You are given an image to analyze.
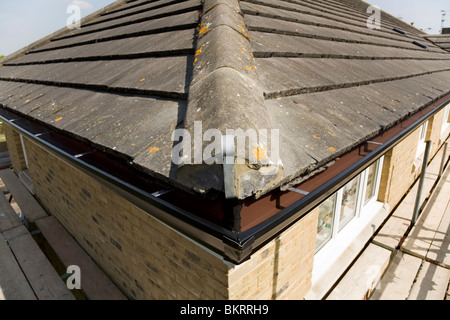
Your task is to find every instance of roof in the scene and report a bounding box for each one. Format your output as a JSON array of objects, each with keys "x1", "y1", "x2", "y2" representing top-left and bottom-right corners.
[
  {"x1": 1, "y1": 0, "x2": 450, "y2": 201},
  {"x1": 425, "y1": 34, "x2": 450, "y2": 53}
]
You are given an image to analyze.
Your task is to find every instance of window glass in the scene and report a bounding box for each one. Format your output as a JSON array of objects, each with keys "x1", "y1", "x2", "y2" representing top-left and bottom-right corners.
[
  {"x1": 441, "y1": 104, "x2": 450, "y2": 140},
  {"x1": 315, "y1": 158, "x2": 384, "y2": 254},
  {"x1": 339, "y1": 177, "x2": 359, "y2": 230},
  {"x1": 364, "y1": 162, "x2": 377, "y2": 204},
  {"x1": 445, "y1": 105, "x2": 450, "y2": 123},
  {"x1": 442, "y1": 105, "x2": 450, "y2": 134},
  {"x1": 415, "y1": 121, "x2": 429, "y2": 161},
  {"x1": 419, "y1": 122, "x2": 427, "y2": 141},
  {"x1": 316, "y1": 195, "x2": 336, "y2": 251}
]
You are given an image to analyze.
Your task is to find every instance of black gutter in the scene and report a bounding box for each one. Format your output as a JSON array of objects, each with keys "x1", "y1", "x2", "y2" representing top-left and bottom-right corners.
[
  {"x1": 0, "y1": 109, "x2": 237, "y2": 263},
  {"x1": 1, "y1": 95, "x2": 449, "y2": 264}
]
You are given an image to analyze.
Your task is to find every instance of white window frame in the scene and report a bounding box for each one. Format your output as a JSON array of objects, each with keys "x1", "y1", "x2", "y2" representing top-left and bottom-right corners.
[
  {"x1": 360, "y1": 159, "x2": 383, "y2": 213},
  {"x1": 333, "y1": 175, "x2": 362, "y2": 234},
  {"x1": 415, "y1": 121, "x2": 429, "y2": 160},
  {"x1": 314, "y1": 157, "x2": 384, "y2": 254},
  {"x1": 315, "y1": 193, "x2": 337, "y2": 253},
  {"x1": 312, "y1": 157, "x2": 385, "y2": 283},
  {"x1": 441, "y1": 103, "x2": 450, "y2": 140}
]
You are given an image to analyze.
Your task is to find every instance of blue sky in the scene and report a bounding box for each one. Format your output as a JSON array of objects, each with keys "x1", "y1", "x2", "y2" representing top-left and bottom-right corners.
[
  {"x1": 0, "y1": 0, "x2": 116, "y2": 56},
  {"x1": 1, "y1": 0, "x2": 450, "y2": 56}
]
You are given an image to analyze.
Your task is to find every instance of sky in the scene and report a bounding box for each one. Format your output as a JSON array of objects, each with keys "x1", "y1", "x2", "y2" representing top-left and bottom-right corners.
[
  {"x1": 0, "y1": 0, "x2": 116, "y2": 56},
  {"x1": 368, "y1": 0, "x2": 450, "y2": 34},
  {"x1": 0, "y1": 0, "x2": 450, "y2": 57}
]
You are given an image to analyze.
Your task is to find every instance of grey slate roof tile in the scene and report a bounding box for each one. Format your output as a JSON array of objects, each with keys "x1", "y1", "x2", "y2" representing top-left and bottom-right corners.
[
  {"x1": 245, "y1": 14, "x2": 444, "y2": 53},
  {"x1": 0, "y1": 0, "x2": 449, "y2": 200},
  {"x1": 87, "y1": 96, "x2": 184, "y2": 158},
  {"x1": 54, "y1": 0, "x2": 202, "y2": 41},
  {"x1": 31, "y1": 10, "x2": 200, "y2": 52},
  {"x1": 100, "y1": 0, "x2": 157, "y2": 16},
  {"x1": 0, "y1": 57, "x2": 190, "y2": 96},
  {"x1": 256, "y1": 58, "x2": 450, "y2": 97},
  {"x1": 9, "y1": 29, "x2": 196, "y2": 65},
  {"x1": 267, "y1": 71, "x2": 450, "y2": 183},
  {"x1": 249, "y1": 31, "x2": 450, "y2": 60},
  {"x1": 83, "y1": 0, "x2": 193, "y2": 27},
  {"x1": 241, "y1": 0, "x2": 437, "y2": 48},
  {"x1": 426, "y1": 35, "x2": 450, "y2": 52}
]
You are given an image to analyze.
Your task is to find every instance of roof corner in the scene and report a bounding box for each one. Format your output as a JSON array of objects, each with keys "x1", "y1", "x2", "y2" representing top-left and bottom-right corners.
[{"x1": 176, "y1": 0, "x2": 284, "y2": 199}]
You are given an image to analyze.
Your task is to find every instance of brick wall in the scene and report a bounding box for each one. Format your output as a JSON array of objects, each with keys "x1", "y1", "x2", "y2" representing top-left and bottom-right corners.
[
  {"x1": 378, "y1": 107, "x2": 448, "y2": 209},
  {"x1": 426, "y1": 110, "x2": 445, "y2": 157},
  {"x1": 21, "y1": 137, "x2": 318, "y2": 300},
  {"x1": 378, "y1": 129, "x2": 421, "y2": 209},
  {"x1": 23, "y1": 137, "x2": 228, "y2": 299},
  {"x1": 3, "y1": 123, "x2": 27, "y2": 172},
  {"x1": 229, "y1": 209, "x2": 318, "y2": 300}
]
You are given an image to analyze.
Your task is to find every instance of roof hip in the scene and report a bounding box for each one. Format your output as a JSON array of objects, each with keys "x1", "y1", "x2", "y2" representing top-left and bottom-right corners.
[{"x1": 178, "y1": 0, "x2": 284, "y2": 199}]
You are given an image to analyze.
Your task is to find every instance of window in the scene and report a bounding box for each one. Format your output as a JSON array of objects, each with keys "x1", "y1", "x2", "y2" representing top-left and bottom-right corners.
[
  {"x1": 419, "y1": 121, "x2": 428, "y2": 141},
  {"x1": 441, "y1": 103, "x2": 450, "y2": 140},
  {"x1": 338, "y1": 176, "x2": 359, "y2": 231},
  {"x1": 315, "y1": 157, "x2": 384, "y2": 253},
  {"x1": 414, "y1": 120, "x2": 429, "y2": 163},
  {"x1": 316, "y1": 195, "x2": 336, "y2": 251},
  {"x1": 364, "y1": 162, "x2": 378, "y2": 204}
]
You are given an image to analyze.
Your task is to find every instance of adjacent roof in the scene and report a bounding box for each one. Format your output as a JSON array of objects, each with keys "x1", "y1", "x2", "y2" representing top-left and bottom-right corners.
[
  {"x1": 1, "y1": 0, "x2": 450, "y2": 201},
  {"x1": 425, "y1": 34, "x2": 450, "y2": 52}
]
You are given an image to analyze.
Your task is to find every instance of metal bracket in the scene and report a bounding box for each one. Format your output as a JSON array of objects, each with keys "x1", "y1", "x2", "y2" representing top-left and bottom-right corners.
[
  {"x1": 151, "y1": 189, "x2": 173, "y2": 198},
  {"x1": 288, "y1": 187, "x2": 309, "y2": 196},
  {"x1": 34, "y1": 132, "x2": 50, "y2": 137},
  {"x1": 74, "y1": 150, "x2": 97, "y2": 158},
  {"x1": 367, "y1": 141, "x2": 383, "y2": 146}
]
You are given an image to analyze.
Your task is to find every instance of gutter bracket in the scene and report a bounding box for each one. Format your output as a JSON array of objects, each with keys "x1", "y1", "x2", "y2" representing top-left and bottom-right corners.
[
  {"x1": 288, "y1": 187, "x2": 309, "y2": 195},
  {"x1": 367, "y1": 141, "x2": 383, "y2": 146}
]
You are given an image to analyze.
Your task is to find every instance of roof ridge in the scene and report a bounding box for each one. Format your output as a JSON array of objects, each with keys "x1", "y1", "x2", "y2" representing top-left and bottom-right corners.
[{"x1": 177, "y1": 0, "x2": 284, "y2": 199}]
